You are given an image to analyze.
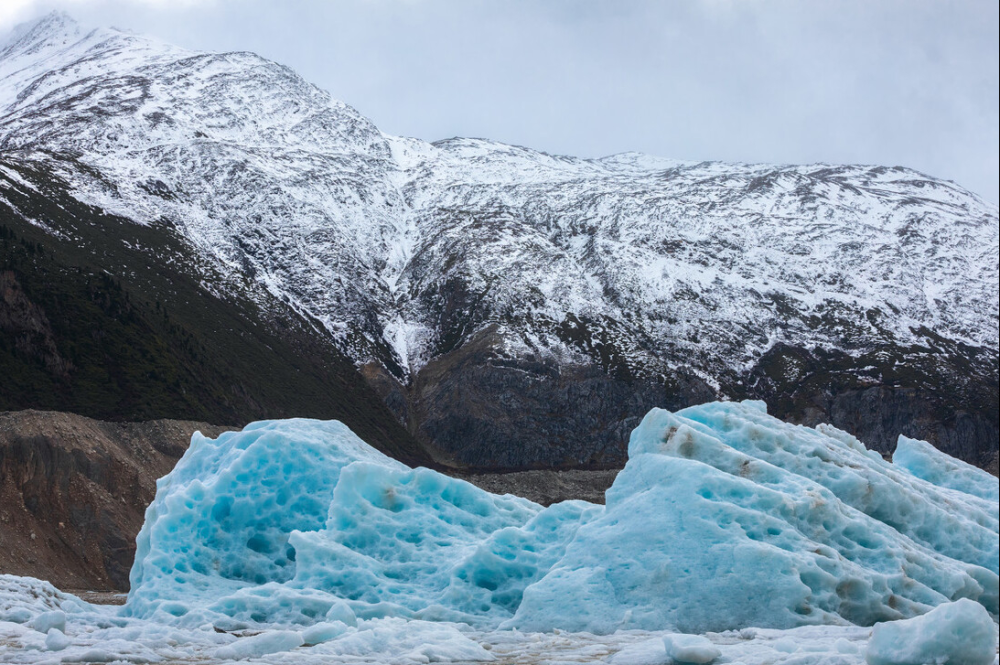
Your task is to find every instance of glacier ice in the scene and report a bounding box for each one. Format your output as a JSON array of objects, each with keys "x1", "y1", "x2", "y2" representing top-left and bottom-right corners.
[
  {"x1": 117, "y1": 400, "x2": 998, "y2": 638},
  {"x1": 864, "y1": 598, "x2": 997, "y2": 665},
  {"x1": 300, "y1": 619, "x2": 350, "y2": 645},
  {"x1": 289, "y1": 462, "x2": 545, "y2": 625},
  {"x1": 0, "y1": 575, "x2": 496, "y2": 664},
  {"x1": 213, "y1": 630, "x2": 304, "y2": 660},
  {"x1": 29, "y1": 609, "x2": 65, "y2": 634},
  {"x1": 893, "y1": 434, "x2": 1000, "y2": 502},
  {"x1": 508, "y1": 401, "x2": 998, "y2": 633},
  {"x1": 663, "y1": 633, "x2": 722, "y2": 663},
  {"x1": 3, "y1": 400, "x2": 999, "y2": 663},
  {"x1": 44, "y1": 627, "x2": 71, "y2": 651},
  {"x1": 126, "y1": 418, "x2": 407, "y2": 621},
  {"x1": 0, "y1": 576, "x2": 882, "y2": 664}
]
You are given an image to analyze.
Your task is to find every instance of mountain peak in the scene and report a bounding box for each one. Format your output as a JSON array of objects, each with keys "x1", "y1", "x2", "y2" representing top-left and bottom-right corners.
[
  {"x1": 0, "y1": 11, "x2": 82, "y2": 59},
  {"x1": 28, "y1": 9, "x2": 78, "y2": 30}
]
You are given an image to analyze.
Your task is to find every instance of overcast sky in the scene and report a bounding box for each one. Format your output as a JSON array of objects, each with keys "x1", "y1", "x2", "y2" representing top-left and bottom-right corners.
[{"x1": 3, "y1": 0, "x2": 998, "y2": 204}]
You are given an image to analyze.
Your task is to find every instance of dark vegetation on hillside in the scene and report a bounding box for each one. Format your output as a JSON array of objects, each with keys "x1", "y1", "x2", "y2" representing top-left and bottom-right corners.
[{"x1": 0, "y1": 155, "x2": 432, "y2": 468}]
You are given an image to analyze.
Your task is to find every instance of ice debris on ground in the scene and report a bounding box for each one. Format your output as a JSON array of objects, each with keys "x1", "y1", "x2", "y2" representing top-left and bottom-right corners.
[
  {"x1": 865, "y1": 598, "x2": 997, "y2": 665},
  {"x1": 0, "y1": 572, "x2": 890, "y2": 665},
  {"x1": 663, "y1": 633, "x2": 722, "y2": 663},
  {"x1": 2, "y1": 400, "x2": 999, "y2": 663}
]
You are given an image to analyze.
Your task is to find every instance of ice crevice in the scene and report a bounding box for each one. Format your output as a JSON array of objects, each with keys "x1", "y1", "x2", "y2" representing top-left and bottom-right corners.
[{"x1": 1, "y1": 400, "x2": 998, "y2": 663}]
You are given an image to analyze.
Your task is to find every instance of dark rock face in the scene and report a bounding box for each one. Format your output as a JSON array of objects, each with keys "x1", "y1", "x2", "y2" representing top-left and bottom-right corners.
[
  {"x1": 412, "y1": 358, "x2": 656, "y2": 470},
  {"x1": 744, "y1": 343, "x2": 999, "y2": 472},
  {"x1": 821, "y1": 388, "x2": 998, "y2": 473},
  {"x1": 365, "y1": 334, "x2": 998, "y2": 473},
  {"x1": 457, "y1": 469, "x2": 619, "y2": 506},
  {"x1": 0, "y1": 410, "x2": 234, "y2": 590},
  {"x1": 0, "y1": 270, "x2": 72, "y2": 380},
  {"x1": 367, "y1": 328, "x2": 717, "y2": 470}
]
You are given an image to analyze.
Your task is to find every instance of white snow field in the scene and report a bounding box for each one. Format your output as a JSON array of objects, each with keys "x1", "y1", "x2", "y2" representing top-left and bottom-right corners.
[{"x1": 2, "y1": 401, "x2": 998, "y2": 664}]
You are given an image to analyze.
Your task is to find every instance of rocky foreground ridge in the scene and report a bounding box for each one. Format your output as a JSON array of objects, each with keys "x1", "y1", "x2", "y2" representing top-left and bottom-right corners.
[{"x1": 0, "y1": 13, "x2": 997, "y2": 470}]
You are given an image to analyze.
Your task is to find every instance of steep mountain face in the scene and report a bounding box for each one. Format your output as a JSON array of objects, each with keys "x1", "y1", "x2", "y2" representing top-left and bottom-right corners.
[
  {"x1": 0, "y1": 156, "x2": 430, "y2": 469},
  {"x1": 2, "y1": 13, "x2": 997, "y2": 470}
]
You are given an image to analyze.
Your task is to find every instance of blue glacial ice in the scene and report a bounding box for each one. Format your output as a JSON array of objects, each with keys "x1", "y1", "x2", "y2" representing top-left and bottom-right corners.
[
  {"x1": 118, "y1": 400, "x2": 998, "y2": 640},
  {"x1": 3, "y1": 401, "x2": 999, "y2": 663},
  {"x1": 290, "y1": 464, "x2": 598, "y2": 625},
  {"x1": 865, "y1": 598, "x2": 997, "y2": 665},
  {"x1": 662, "y1": 633, "x2": 722, "y2": 663},
  {"x1": 126, "y1": 419, "x2": 407, "y2": 621},
  {"x1": 893, "y1": 434, "x2": 1000, "y2": 502},
  {"x1": 510, "y1": 401, "x2": 998, "y2": 633}
]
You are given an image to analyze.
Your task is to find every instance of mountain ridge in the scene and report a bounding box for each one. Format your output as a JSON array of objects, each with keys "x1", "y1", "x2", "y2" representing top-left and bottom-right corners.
[{"x1": 2, "y1": 13, "x2": 997, "y2": 470}]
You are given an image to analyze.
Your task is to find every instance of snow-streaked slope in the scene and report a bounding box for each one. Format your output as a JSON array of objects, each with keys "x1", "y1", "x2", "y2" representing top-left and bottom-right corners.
[
  {"x1": 394, "y1": 136, "x2": 998, "y2": 380},
  {"x1": 2, "y1": 13, "x2": 995, "y2": 385},
  {"x1": 0, "y1": 12, "x2": 408, "y2": 365},
  {"x1": 1, "y1": 14, "x2": 997, "y2": 471}
]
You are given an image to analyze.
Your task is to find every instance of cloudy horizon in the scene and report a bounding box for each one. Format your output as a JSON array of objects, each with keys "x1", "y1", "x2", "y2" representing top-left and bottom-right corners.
[{"x1": 2, "y1": 0, "x2": 998, "y2": 204}]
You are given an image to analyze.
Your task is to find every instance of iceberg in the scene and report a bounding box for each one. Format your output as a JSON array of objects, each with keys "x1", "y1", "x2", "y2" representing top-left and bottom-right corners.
[
  {"x1": 213, "y1": 629, "x2": 304, "y2": 660},
  {"x1": 120, "y1": 401, "x2": 997, "y2": 636},
  {"x1": 3, "y1": 401, "x2": 997, "y2": 664},
  {"x1": 125, "y1": 419, "x2": 408, "y2": 621},
  {"x1": 663, "y1": 633, "x2": 722, "y2": 663},
  {"x1": 509, "y1": 402, "x2": 997, "y2": 633}
]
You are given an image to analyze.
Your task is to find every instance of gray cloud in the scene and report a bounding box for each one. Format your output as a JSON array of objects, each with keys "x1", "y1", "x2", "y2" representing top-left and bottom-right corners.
[{"x1": 6, "y1": 0, "x2": 999, "y2": 203}]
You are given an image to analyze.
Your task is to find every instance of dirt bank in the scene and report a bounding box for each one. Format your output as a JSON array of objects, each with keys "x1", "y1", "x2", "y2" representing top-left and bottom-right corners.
[{"x1": 0, "y1": 410, "x2": 233, "y2": 590}]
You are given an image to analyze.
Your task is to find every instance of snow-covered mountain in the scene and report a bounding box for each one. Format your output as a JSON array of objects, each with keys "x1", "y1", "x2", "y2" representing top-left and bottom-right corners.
[{"x1": 2, "y1": 13, "x2": 997, "y2": 469}]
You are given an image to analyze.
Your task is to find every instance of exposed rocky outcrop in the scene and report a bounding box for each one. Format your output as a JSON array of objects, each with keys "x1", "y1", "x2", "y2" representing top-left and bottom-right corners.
[
  {"x1": 365, "y1": 328, "x2": 998, "y2": 471},
  {"x1": 365, "y1": 327, "x2": 716, "y2": 469},
  {"x1": 456, "y1": 468, "x2": 619, "y2": 506},
  {"x1": 0, "y1": 269, "x2": 72, "y2": 380},
  {"x1": 744, "y1": 342, "x2": 999, "y2": 471},
  {"x1": 0, "y1": 410, "x2": 233, "y2": 590}
]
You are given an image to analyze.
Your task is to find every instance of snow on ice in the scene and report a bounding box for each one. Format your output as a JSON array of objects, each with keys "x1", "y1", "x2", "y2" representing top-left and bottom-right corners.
[{"x1": 2, "y1": 401, "x2": 998, "y2": 663}]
